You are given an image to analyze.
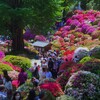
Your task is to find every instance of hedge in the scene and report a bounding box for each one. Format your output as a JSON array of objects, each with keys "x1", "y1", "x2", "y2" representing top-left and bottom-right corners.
[
  {"x1": 0, "y1": 63, "x2": 13, "y2": 74},
  {"x1": 4, "y1": 55, "x2": 31, "y2": 70}
]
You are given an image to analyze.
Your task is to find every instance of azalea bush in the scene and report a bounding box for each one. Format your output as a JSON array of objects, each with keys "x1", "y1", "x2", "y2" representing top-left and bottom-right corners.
[
  {"x1": 39, "y1": 89, "x2": 56, "y2": 100},
  {"x1": 57, "y1": 61, "x2": 82, "y2": 90},
  {"x1": 90, "y1": 46, "x2": 100, "y2": 59},
  {"x1": 0, "y1": 63, "x2": 13, "y2": 74},
  {"x1": 56, "y1": 95, "x2": 75, "y2": 100},
  {"x1": 80, "y1": 58, "x2": 100, "y2": 75},
  {"x1": 73, "y1": 47, "x2": 89, "y2": 62},
  {"x1": 39, "y1": 78, "x2": 64, "y2": 97},
  {"x1": 79, "y1": 56, "x2": 92, "y2": 64},
  {"x1": 0, "y1": 46, "x2": 7, "y2": 53},
  {"x1": 8, "y1": 70, "x2": 19, "y2": 80},
  {"x1": 4, "y1": 55, "x2": 31, "y2": 70},
  {"x1": 26, "y1": 70, "x2": 32, "y2": 79},
  {"x1": 23, "y1": 29, "x2": 35, "y2": 40},
  {"x1": 0, "y1": 51, "x2": 5, "y2": 61},
  {"x1": 34, "y1": 35, "x2": 47, "y2": 41},
  {"x1": 17, "y1": 80, "x2": 33, "y2": 99},
  {"x1": 2, "y1": 61, "x2": 21, "y2": 72},
  {"x1": 65, "y1": 71, "x2": 100, "y2": 100},
  {"x1": 52, "y1": 10, "x2": 100, "y2": 52}
]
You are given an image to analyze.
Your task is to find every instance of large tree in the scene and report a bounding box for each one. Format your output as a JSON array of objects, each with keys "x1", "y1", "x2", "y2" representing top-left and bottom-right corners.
[{"x1": 0, "y1": 0, "x2": 62, "y2": 51}]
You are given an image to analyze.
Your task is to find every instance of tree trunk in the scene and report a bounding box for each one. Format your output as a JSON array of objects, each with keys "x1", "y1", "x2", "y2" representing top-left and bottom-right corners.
[{"x1": 10, "y1": 21, "x2": 24, "y2": 51}]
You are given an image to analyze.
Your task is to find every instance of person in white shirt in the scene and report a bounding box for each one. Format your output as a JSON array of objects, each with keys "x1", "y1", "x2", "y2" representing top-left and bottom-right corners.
[
  {"x1": 40, "y1": 68, "x2": 46, "y2": 80},
  {"x1": 33, "y1": 62, "x2": 37, "y2": 71}
]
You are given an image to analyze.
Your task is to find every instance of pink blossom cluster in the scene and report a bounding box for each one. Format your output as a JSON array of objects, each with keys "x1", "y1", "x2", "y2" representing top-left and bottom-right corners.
[
  {"x1": 35, "y1": 35, "x2": 47, "y2": 41},
  {"x1": 52, "y1": 10, "x2": 100, "y2": 58}
]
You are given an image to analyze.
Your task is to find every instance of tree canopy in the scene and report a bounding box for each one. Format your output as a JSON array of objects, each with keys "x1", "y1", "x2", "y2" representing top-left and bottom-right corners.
[
  {"x1": 0, "y1": 0, "x2": 63, "y2": 51},
  {"x1": 0, "y1": 0, "x2": 63, "y2": 34}
]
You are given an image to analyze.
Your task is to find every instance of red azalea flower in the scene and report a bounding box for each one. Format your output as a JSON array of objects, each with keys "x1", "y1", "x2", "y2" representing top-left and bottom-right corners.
[
  {"x1": 40, "y1": 82, "x2": 64, "y2": 97},
  {"x1": 2, "y1": 61, "x2": 21, "y2": 72}
]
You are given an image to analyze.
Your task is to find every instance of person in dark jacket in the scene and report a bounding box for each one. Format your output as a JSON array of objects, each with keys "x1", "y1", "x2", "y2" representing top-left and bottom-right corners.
[
  {"x1": 48, "y1": 58, "x2": 54, "y2": 73},
  {"x1": 27, "y1": 81, "x2": 38, "y2": 100},
  {"x1": 18, "y1": 69, "x2": 27, "y2": 86}
]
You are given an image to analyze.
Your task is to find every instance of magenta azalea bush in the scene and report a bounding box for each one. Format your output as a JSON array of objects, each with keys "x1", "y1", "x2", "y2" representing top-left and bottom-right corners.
[
  {"x1": 52, "y1": 10, "x2": 100, "y2": 53},
  {"x1": 0, "y1": 51, "x2": 5, "y2": 60},
  {"x1": 23, "y1": 29, "x2": 36, "y2": 40},
  {"x1": 35, "y1": 35, "x2": 47, "y2": 41}
]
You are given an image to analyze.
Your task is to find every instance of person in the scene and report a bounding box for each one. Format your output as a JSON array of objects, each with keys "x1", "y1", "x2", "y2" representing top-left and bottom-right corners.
[
  {"x1": 0, "y1": 85, "x2": 7, "y2": 100},
  {"x1": 31, "y1": 77, "x2": 39, "y2": 84},
  {"x1": 32, "y1": 63, "x2": 39, "y2": 79},
  {"x1": 12, "y1": 91, "x2": 21, "y2": 100},
  {"x1": 0, "y1": 74, "x2": 3, "y2": 85},
  {"x1": 40, "y1": 68, "x2": 46, "y2": 80},
  {"x1": 27, "y1": 81, "x2": 38, "y2": 100},
  {"x1": 3, "y1": 70, "x2": 12, "y2": 100},
  {"x1": 18, "y1": 68, "x2": 27, "y2": 86},
  {"x1": 46, "y1": 69, "x2": 52, "y2": 79},
  {"x1": 48, "y1": 58, "x2": 54, "y2": 73},
  {"x1": 38, "y1": 91, "x2": 45, "y2": 100},
  {"x1": 33, "y1": 62, "x2": 37, "y2": 71}
]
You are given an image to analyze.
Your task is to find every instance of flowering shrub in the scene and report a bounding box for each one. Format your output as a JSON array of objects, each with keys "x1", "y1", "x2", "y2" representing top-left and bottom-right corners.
[
  {"x1": 57, "y1": 62, "x2": 82, "y2": 90},
  {"x1": 17, "y1": 80, "x2": 33, "y2": 99},
  {"x1": 39, "y1": 78, "x2": 64, "y2": 97},
  {"x1": 56, "y1": 95, "x2": 75, "y2": 100},
  {"x1": 0, "y1": 63, "x2": 13, "y2": 74},
  {"x1": 8, "y1": 70, "x2": 19, "y2": 80},
  {"x1": 39, "y1": 78, "x2": 56, "y2": 84},
  {"x1": 79, "y1": 56, "x2": 92, "y2": 64},
  {"x1": 39, "y1": 89, "x2": 56, "y2": 100},
  {"x1": 0, "y1": 51, "x2": 5, "y2": 61},
  {"x1": 35, "y1": 35, "x2": 47, "y2": 41},
  {"x1": 65, "y1": 71, "x2": 100, "y2": 100},
  {"x1": 4, "y1": 55, "x2": 31, "y2": 70},
  {"x1": 90, "y1": 46, "x2": 100, "y2": 59},
  {"x1": 73, "y1": 47, "x2": 89, "y2": 62},
  {"x1": 2, "y1": 61, "x2": 21, "y2": 72},
  {"x1": 81, "y1": 58, "x2": 100, "y2": 75},
  {"x1": 23, "y1": 29, "x2": 35, "y2": 40},
  {"x1": 52, "y1": 10, "x2": 100, "y2": 52}
]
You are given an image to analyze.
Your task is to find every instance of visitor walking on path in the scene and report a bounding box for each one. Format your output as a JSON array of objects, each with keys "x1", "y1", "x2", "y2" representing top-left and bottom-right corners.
[
  {"x1": 18, "y1": 68, "x2": 27, "y2": 86},
  {"x1": 12, "y1": 91, "x2": 22, "y2": 100},
  {"x1": 3, "y1": 70, "x2": 13, "y2": 100}
]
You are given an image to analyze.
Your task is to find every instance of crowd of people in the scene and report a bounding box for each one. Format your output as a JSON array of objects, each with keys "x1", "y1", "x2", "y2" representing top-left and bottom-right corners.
[{"x1": 0, "y1": 50, "x2": 65, "y2": 100}]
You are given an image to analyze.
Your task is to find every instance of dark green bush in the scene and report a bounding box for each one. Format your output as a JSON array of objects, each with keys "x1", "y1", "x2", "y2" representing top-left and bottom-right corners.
[
  {"x1": 81, "y1": 58, "x2": 100, "y2": 75},
  {"x1": 90, "y1": 46, "x2": 100, "y2": 59},
  {"x1": 4, "y1": 55, "x2": 31, "y2": 70},
  {"x1": 0, "y1": 63, "x2": 13, "y2": 74}
]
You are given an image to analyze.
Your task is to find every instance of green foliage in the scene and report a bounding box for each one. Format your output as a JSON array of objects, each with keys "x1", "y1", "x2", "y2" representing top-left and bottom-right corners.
[
  {"x1": 0, "y1": 63, "x2": 13, "y2": 74},
  {"x1": 26, "y1": 70, "x2": 32, "y2": 79},
  {"x1": 61, "y1": 0, "x2": 78, "y2": 17},
  {"x1": 41, "y1": 90, "x2": 56, "y2": 100},
  {"x1": 90, "y1": 46, "x2": 100, "y2": 59},
  {"x1": 17, "y1": 80, "x2": 33, "y2": 99},
  {"x1": 56, "y1": 95, "x2": 75, "y2": 100},
  {"x1": 29, "y1": 0, "x2": 63, "y2": 33},
  {"x1": 79, "y1": 56, "x2": 92, "y2": 64},
  {"x1": 0, "y1": 0, "x2": 63, "y2": 34},
  {"x1": 81, "y1": 58, "x2": 100, "y2": 75},
  {"x1": 4, "y1": 55, "x2": 31, "y2": 70},
  {"x1": 86, "y1": 0, "x2": 100, "y2": 10}
]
